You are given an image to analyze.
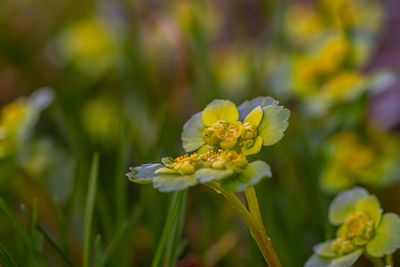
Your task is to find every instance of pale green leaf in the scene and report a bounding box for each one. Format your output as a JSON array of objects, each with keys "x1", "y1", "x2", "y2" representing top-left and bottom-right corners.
[
  {"x1": 195, "y1": 168, "x2": 234, "y2": 183},
  {"x1": 329, "y1": 187, "x2": 369, "y2": 225},
  {"x1": 182, "y1": 112, "x2": 205, "y2": 152},
  {"x1": 126, "y1": 164, "x2": 162, "y2": 184},
  {"x1": 258, "y1": 105, "x2": 290, "y2": 146},
  {"x1": 153, "y1": 174, "x2": 198, "y2": 192},
  {"x1": 366, "y1": 213, "x2": 400, "y2": 257},
  {"x1": 221, "y1": 161, "x2": 271, "y2": 192}
]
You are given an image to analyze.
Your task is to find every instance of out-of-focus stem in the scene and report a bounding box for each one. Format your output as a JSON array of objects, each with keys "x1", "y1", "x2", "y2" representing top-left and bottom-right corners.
[
  {"x1": 386, "y1": 254, "x2": 394, "y2": 267},
  {"x1": 207, "y1": 182, "x2": 282, "y2": 267}
]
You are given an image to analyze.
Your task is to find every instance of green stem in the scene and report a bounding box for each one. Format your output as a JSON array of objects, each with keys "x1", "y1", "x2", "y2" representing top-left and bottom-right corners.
[
  {"x1": 386, "y1": 254, "x2": 394, "y2": 267},
  {"x1": 365, "y1": 254, "x2": 384, "y2": 267},
  {"x1": 208, "y1": 182, "x2": 281, "y2": 267}
]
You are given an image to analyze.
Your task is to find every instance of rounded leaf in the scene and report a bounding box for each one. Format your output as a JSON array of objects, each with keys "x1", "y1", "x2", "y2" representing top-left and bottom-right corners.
[
  {"x1": 202, "y1": 100, "x2": 239, "y2": 126},
  {"x1": 221, "y1": 160, "x2": 271, "y2": 192},
  {"x1": 238, "y1": 96, "x2": 278, "y2": 121},
  {"x1": 258, "y1": 105, "x2": 290, "y2": 146},
  {"x1": 153, "y1": 174, "x2": 198, "y2": 192},
  {"x1": 195, "y1": 168, "x2": 234, "y2": 183},
  {"x1": 182, "y1": 112, "x2": 205, "y2": 152},
  {"x1": 329, "y1": 187, "x2": 369, "y2": 225},
  {"x1": 244, "y1": 106, "x2": 263, "y2": 127},
  {"x1": 126, "y1": 164, "x2": 162, "y2": 184},
  {"x1": 366, "y1": 213, "x2": 400, "y2": 257}
]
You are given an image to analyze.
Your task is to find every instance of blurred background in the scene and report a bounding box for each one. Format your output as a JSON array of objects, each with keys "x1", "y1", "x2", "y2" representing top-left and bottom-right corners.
[{"x1": 1, "y1": 0, "x2": 400, "y2": 266}]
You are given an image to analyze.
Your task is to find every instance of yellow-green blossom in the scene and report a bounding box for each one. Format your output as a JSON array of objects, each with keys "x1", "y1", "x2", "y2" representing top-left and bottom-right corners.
[
  {"x1": 127, "y1": 149, "x2": 271, "y2": 192},
  {"x1": 321, "y1": 132, "x2": 400, "y2": 192},
  {"x1": 182, "y1": 97, "x2": 289, "y2": 155},
  {"x1": 305, "y1": 187, "x2": 400, "y2": 267}
]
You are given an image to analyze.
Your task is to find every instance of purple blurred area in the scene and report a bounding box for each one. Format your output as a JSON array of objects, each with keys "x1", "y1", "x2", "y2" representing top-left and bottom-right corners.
[{"x1": 367, "y1": 0, "x2": 400, "y2": 131}]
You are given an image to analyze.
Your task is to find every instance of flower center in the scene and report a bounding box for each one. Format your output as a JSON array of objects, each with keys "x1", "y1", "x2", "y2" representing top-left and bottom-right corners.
[
  {"x1": 202, "y1": 120, "x2": 257, "y2": 150},
  {"x1": 331, "y1": 212, "x2": 375, "y2": 255},
  {"x1": 200, "y1": 149, "x2": 248, "y2": 169},
  {"x1": 171, "y1": 153, "x2": 200, "y2": 175},
  {"x1": 344, "y1": 212, "x2": 374, "y2": 240}
]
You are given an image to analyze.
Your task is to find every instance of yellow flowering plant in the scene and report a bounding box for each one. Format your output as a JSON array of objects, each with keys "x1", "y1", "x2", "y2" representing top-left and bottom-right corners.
[
  {"x1": 305, "y1": 187, "x2": 400, "y2": 267},
  {"x1": 127, "y1": 96, "x2": 290, "y2": 266},
  {"x1": 321, "y1": 131, "x2": 400, "y2": 192}
]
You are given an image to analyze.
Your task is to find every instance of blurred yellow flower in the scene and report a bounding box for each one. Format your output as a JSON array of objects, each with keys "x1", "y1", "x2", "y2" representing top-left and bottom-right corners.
[
  {"x1": 58, "y1": 17, "x2": 115, "y2": 74},
  {"x1": 285, "y1": 4, "x2": 324, "y2": 45},
  {"x1": 323, "y1": 72, "x2": 365, "y2": 101},
  {"x1": 321, "y1": 132, "x2": 400, "y2": 192},
  {"x1": 0, "y1": 100, "x2": 30, "y2": 158}
]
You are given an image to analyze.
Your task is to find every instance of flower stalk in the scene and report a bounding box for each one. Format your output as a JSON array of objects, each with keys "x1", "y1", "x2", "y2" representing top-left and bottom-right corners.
[{"x1": 208, "y1": 182, "x2": 281, "y2": 267}]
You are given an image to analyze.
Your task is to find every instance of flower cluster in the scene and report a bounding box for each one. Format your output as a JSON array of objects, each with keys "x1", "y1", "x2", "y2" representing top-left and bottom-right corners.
[
  {"x1": 127, "y1": 97, "x2": 290, "y2": 192},
  {"x1": 321, "y1": 132, "x2": 400, "y2": 192},
  {"x1": 305, "y1": 187, "x2": 400, "y2": 267}
]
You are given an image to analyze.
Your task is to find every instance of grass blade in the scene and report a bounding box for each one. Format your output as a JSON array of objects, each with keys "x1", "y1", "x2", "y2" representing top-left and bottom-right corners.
[
  {"x1": 165, "y1": 190, "x2": 187, "y2": 267},
  {"x1": 29, "y1": 199, "x2": 39, "y2": 266},
  {"x1": 36, "y1": 226, "x2": 75, "y2": 266},
  {"x1": 0, "y1": 197, "x2": 31, "y2": 247},
  {"x1": 94, "y1": 235, "x2": 104, "y2": 267},
  {"x1": 82, "y1": 153, "x2": 99, "y2": 267},
  {"x1": 151, "y1": 190, "x2": 187, "y2": 267},
  {"x1": 0, "y1": 242, "x2": 18, "y2": 267}
]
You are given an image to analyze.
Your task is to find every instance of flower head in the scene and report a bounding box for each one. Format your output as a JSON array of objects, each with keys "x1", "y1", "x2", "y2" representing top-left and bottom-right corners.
[
  {"x1": 126, "y1": 149, "x2": 271, "y2": 192},
  {"x1": 321, "y1": 132, "x2": 400, "y2": 192},
  {"x1": 182, "y1": 97, "x2": 290, "y2": 155},
  {"x1": 305, "y1": 187, "x2": 400, "y2": 267}
]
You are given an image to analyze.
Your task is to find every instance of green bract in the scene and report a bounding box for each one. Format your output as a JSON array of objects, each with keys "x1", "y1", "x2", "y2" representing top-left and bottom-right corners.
[
  {"x1": 305, "y1": 187, "x2": 400, "y2": 267},
  {"x1": 126, "y1": 150, "x2": 272, "y2": 192},
  {"x1": 182, "y1": 97, "x2": 290, "y2": 155}
]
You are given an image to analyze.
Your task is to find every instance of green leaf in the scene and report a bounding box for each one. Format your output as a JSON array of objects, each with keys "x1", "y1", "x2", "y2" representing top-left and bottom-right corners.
[
  {"x1": 329, "y1": 187, "x2": 369, "y2": 225},
  {"x1": 181, "y1": 112, "x2": 205, "y2": 152},
  {"x1": 258, "y1": 105, "x2": 290, "y2": 146},
  {"x1": 153, "y1": 174, "x2": 198, "y2": 192},
  {"x1": 354, "y1": 195, "x2": 382, "y2": 227},
  {"x1": 244, "y1": 106, "x2": 263, "y2": 127},
  {"x1": 366, "y1": 213, "x2": 400, "y2": 257},
  {"x1": 238, "y1": 96, "x2": 278, "y2": 121},
  {"x1": 202, "y1": 99, "x2": 239, "y2": 126},
  {"x1": 195, "y1": 168, "x2": 234, "y2": 183},
  {"x1": 83, "y1": 153, "x2": 99, "y2": 267},
  {"x1": 242, "y1": 136, "x2": 263, "y2": 155},
  {"x1": 331, "y1": 249, "x2": 363, "y2": 267},
  {"x1": 304, "y1": 249, "x2": 362, "y2": 267},
  {"x1": 221, "y1": 161, "x2": 271, "y2": 192},
  {"x1": 126, "y1": 164, "x2": 162, "y2": 184},
  {"x1": 314, "y1": 240, "x2": 336, "y2": 257}
]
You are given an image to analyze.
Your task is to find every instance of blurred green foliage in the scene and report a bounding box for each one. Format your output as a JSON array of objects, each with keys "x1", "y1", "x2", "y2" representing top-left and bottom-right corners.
[{"x1": 0, "y1": 0, "x2": 399, "y2": 266}]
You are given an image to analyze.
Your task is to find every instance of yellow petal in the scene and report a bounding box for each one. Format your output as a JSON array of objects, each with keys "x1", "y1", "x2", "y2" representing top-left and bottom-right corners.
[
  {"x1": 202, "y1": 99, "x2": 239, "y2": 126},
  {"x1": 242, "y1": 136, "x2": 263, "y2": 155},
  {"x1": 244, "y1": 106, "x2": 263, "y2": 127}
]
